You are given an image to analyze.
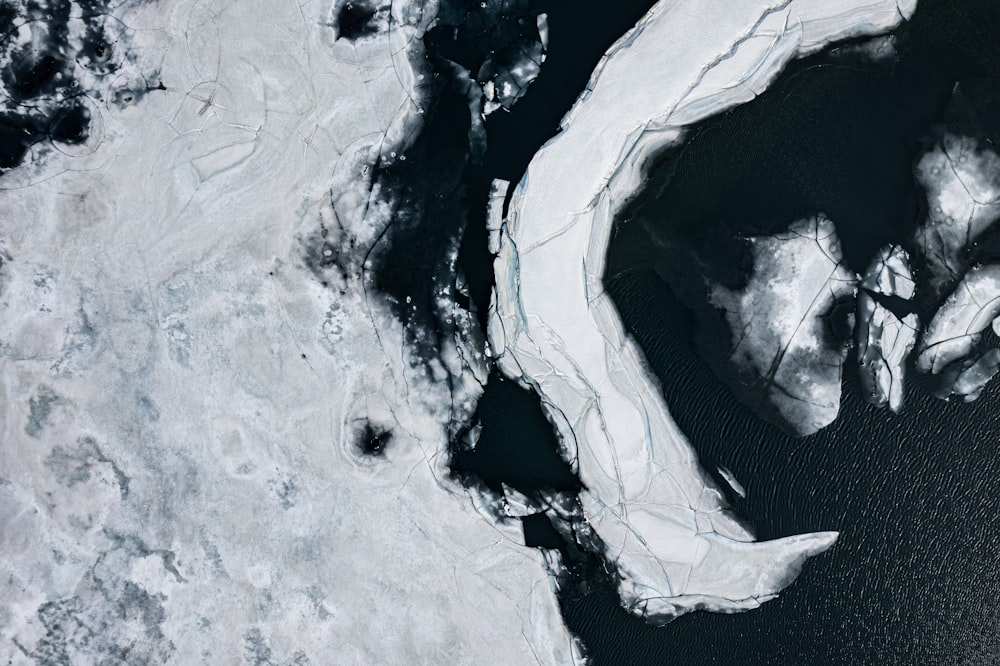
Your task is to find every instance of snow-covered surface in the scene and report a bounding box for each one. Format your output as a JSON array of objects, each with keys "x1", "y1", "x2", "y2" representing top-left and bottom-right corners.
[
  {"x1": 490, "y1": 0, "x2": 911, "y2": 620},
  {"x1": 857, "y1": 246, "x2": 918, "y2": 411},
  {"x1": 0, "y1": 0, "x2": 576, "y2": 663},
  {"x1": 913, "y1": 134, "x2": 1000, "y2": 295},
  {"x1": 711, "y1": 216, "x2": 856, "y2": 435}
]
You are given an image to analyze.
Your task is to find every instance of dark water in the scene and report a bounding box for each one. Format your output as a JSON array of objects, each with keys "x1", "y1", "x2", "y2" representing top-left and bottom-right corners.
[
  {"x1": 374, "y1": 0, "x2": 658, "y2": 353},
  {"x1": 609, "y1": 0, "x2": 1000, "y2": 288},
  {"x1": 584, "y1": 0, "x2": 1000, "y2": 663},
  {"x1": 451, "y1": 372, "x2": 579, "y2": 495}
]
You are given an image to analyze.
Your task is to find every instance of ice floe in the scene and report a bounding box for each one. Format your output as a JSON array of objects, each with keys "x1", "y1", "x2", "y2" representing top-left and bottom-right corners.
[
  {"x1": 718, "y1": 466, "x2": 748, "y2": 499},
  {"x1": 490, "y1": 0, "x2": 910, "y2": 621},
  {"x1": 913, "y1": 134, "x2": 1000, "y2": 296},
  {"x1": 0, "y1": 0, "x2": 576, "y2": 663},
  {"x1": 916, "y1": 264, "x2": 1000, "y2": 394},
  {"x1": 711, "y1": 216, "x2": 856, "y2": 436},
  {"x1": 946, "y1": 348, "x2": 1000, "y2": 402},
  {"x1": 856, "y1": 246, "x2": 918, "y2": 411},
  {"x1": 482, "y1": 40, "x2": 546, "y2": 115}
]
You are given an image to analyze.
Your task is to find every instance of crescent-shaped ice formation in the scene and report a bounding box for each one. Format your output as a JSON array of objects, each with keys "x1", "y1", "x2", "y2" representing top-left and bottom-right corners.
[{"x1": 489, "y1": 0, "x2": 915, "y2": 619}]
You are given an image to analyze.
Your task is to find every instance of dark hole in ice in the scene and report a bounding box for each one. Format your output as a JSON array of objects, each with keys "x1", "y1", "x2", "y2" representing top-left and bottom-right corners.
[
  {"x1": 7, "y1": 52, "x2": 62, "y2": 102},
  {"x1": 0, "y1": 4, "x2": 15, "y2": 30},
  {"x1": 826, "y1": 293, "x2": 857, "y2": 343},
  {"x1": 451, "y1": 371, "x2": 579, "y2": 494},
  {"x1": 521, "y1": 513, "x2": 563, "y2": 549},
  {"x1": 336, "y1": 1, "x2": 379, "y2": 41},
  {"x1": 0, "y1": 3, "x2": 157, "y2": 174},
  {"x1": 357, "y1": 423, "x2": 392, "y2": 457},
  {"x1": 48, "y1": 102, "x2": 90, "y2": 145},
  {"x1": 78, "y1": 28, "x2": 119, "y2": 76},
  {"x1": 863, "y1": 288, "x2": 917, "y2": 319},
  {"x1": 0, "y1": 117, "x2": 43, "y2": 170}
]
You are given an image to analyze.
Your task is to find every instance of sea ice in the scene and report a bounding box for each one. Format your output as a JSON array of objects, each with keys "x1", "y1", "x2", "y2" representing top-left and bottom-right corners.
[
  {"x1": 947, "y1": 349, "x2": 1000, "y2": 402},
  {"x1": 860, "y1": 245, "x2": 916, "y2": 300},
  {"x1": 711, "y1": 216, "x2": 856, "y2": 436},
  {"x1": 490, "y1": 0, "x2": 910, "y2": 621},
  {"x1": 482, "y1": 41, "x2": 546, "y2": 115},
  {"x1": 913, "y1": 134, "x2": 1000, "y2": 296},
  {"x1": 0, "y1": 0, "x2": 576, "y2": 663},
  {"x1": 916, "y1": 264, "x2": 1000, "y2": 402}
]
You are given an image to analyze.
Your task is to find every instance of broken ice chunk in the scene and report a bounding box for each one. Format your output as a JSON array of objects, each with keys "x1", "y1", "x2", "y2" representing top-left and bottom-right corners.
[
  {"x1": 481, "y1": 40, "x2": 545, "y2": 115},
  {"x1": 916, "y1": 264, "x2": 1000, "y2": 375},
  {"x1": 536, "y1": 13, "x2": 549, "y2": 50},
  {"x1": 860, "y1": 244, "x2": 915, "y2": 299},
  {"x1": 487, "y1": 179, "x2": 510, "y2": 255},
  {"x1": 856, "y1": 296, "x2": 918, "y2": 411},
  {"x1": 943, "y1": 348, "x2": 1000, "y2": 402},
  {"x1": 710, "y1": 215, "x2": 856, "y2": 436},
  {"x1": 717, "y1": 466, "x2": 747, "y2": 498},
  {"x1": 856, "y1": 246, "x2": 918, "y2": 411}
]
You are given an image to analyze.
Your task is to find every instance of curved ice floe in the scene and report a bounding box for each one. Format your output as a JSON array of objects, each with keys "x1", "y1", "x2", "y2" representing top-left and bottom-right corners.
[{"x1": 490, "y1": 0, "x2": 912, "y2": 620}]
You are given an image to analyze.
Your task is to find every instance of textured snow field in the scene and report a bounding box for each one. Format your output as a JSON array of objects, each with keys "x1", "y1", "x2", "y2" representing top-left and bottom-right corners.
[
  {"x1": 0, "y1": 0, "x2": 576, "y2": 663},
  {"x1": 491, "y1": 0, "x2": 914, "y2": 619}
]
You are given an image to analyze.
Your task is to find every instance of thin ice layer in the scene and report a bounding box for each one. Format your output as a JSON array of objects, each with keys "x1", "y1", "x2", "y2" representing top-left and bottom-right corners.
[
  {"x1": 711, "y1": 215, "x2": 856, "y2": 436},
  {"x1": 0, "y1": 0, "x2": 575, "y2": 663},
  {"x1": 490, "y1": 0, "x2": 911, "y2": 620}
]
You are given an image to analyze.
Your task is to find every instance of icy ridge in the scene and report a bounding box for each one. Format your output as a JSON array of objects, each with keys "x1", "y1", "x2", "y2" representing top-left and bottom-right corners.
[{"x1": 489, "y1": 0, "x2": 911, "y2": 619}]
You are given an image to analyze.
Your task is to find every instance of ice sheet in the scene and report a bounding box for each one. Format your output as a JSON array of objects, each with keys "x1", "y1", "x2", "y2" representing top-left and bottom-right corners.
[{"x1": 0, "y1": 0, "x2": 575, "y2": 663}]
